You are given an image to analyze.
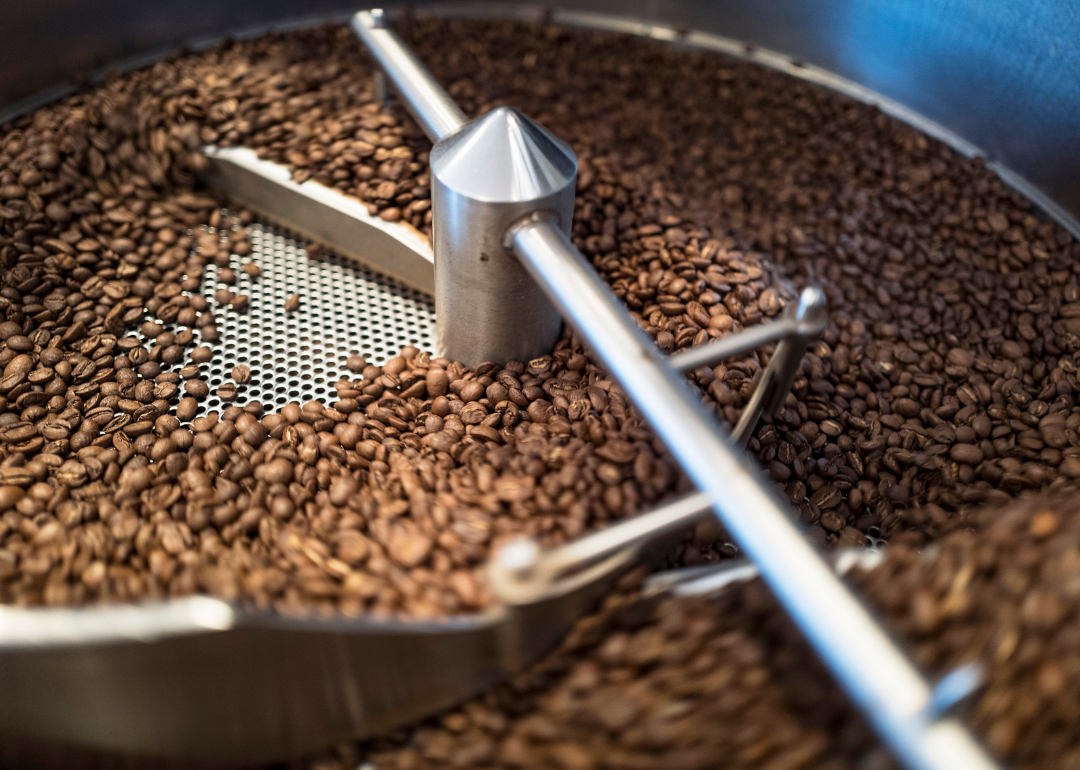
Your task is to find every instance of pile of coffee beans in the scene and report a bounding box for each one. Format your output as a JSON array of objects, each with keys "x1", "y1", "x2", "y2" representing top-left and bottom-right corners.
[
  {"x1": 0, "y1": 328, "x2": 723, "y2": 613},
  {"x1": 297, "y1": 571, "x2": 879, "y2": 770},
  {"x1": 396, "y1": 17, "x2": 1080, "y2": 547},
  {"x1": 206, "y1": 17, "x2": 1080, "y2": 546},
  {"x1": 851, "y1": 492, "x2": 1080, "y2": 767},
  {"x1": 2, "y1": 11, "x2": 1080, "y2": 770},
  {"x1": 0, "y1": 22, "x2": 783, "y2": 614},
  {"x1": 315, "y1": 491, "x2": 1080, "y2": 770},
  {"x1": 288, "y1": 568, "x2": 884, "y2": 770}
]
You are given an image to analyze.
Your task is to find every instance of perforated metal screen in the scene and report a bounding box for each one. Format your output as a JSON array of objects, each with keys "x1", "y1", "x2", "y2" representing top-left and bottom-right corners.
[{"x1": 193, "y1": 217, "x2": 436, "y2": 414}]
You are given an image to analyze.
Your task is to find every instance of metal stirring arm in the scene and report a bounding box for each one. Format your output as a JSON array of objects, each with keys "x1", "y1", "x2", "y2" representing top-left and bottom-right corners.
[
  {"x1": 730, "y1": 287, "x2": 826, "y2": 444},
  {"x1": 0, "y1": 13, "x2": 1000, "y2": 769},
  {"x1": 670, "y1": 285, "x2": 828, "y2": 446},
  {"x1": 354, "y1": 15, "x2": 1000, "y2": 770},
  {"x1": 351, "y1": 9, "x2": 467, "y2": 142}
]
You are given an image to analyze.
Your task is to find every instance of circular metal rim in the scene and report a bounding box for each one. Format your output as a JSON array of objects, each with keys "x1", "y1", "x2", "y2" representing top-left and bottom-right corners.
[{"x1": 0, "y1": 3, "x2": 1071, "y2": 642}]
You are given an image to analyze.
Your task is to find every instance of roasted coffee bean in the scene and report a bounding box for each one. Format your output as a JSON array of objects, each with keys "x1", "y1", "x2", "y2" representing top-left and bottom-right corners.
[
  {"x1": 344, "y1": 575, "x2": 882, "y2": 770},
  {"x1": 216, "y1": 383, "x2": 238, "y2": 401},
  {"x1": 241, "y1": 262, "x2": 261, "y2": 277},
  {"x1": 847, "y1": 493, "x2": 1080, "y2": 768},
  {"x1": 342, "y1": 491, "x2": 1080, "y2": 770},
  {"x1": 177, "y1": 398, "x2": 199, "y2": 422},
  {"x1": 231, "y1": 365, "x2": 251, "y2": 384},
  {"x1": 184, "y1": 380, "x2": 210, "y2": 399},
  {"x1": 3, "y1": 14, "x2": 1080, "y2": 671},
  {"x1": 6, "y1": 336, "x2": 32, "y2": 353},
  {"x1": 285, "y1": 294, "x2": 301, "y2": 312}
]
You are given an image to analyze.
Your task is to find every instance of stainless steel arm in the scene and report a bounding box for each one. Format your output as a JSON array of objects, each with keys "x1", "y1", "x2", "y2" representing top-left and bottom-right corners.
[
  {"x1": 489, "y1": 491, "x2": 712, "y2": 603},
  {"x1": 346, "y1": 20, "x2": 997, "y2": 770},
  {"x1": 351, "y1": 10, "x2": 467, "y2": 142},
  {"x1": 730, "y1": 285, "x2": 827, "y2": 445},
  {"x1": 669, "y1": 285, "x2": 828, "y2": 447},
  {"x1": 666, "y1": 295, "x2": 819, "y2": 371},
  {"x1": 508, "y1": 217, "x2": 998, "y2": 770}
]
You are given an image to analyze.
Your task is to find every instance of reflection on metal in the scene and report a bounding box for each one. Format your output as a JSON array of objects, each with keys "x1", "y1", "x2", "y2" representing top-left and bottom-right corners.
[
  {"x1": 0, "y1": 532, "x2": 633, "y2": 765},
  {"x1": 352, "y1": 9, "x2": 467, "y2": 142},
  {"x1": 200, "y1": 145, "x2": 434, "y2": 294},
  {"x1": 351, "y1": 21, "x2": 998, "y2": 768},
  {"x1": 668, "y1": 286, "x2": 829, "y2": 447},
  {"x1": 490, "y1": 492, "x2": 711, "y2": 605},
  {"x1": 925, "y1": 663, "x2": 986, "y2": 721},
  {"x1": 0, "y1": 599, "x2": 502, "y2": 764},
  {"x1": 354, "y1": 12, "x2": 573, "y2": 366},
  {"x1": 429, "y1": 106, "x2": 574, "y2": 365}
]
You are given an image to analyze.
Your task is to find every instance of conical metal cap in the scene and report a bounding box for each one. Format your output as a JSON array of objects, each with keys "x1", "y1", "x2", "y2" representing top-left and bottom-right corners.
[{"x1": 430, "y1": 106, "x2": 577, "y2": 203}]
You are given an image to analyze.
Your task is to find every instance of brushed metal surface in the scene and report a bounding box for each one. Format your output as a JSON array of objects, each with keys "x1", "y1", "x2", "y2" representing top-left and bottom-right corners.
[
  {"x1": 201, "y1": 146, "x2": 435, "y2": 294},
  {"x1": 430, "y1": 106, "x2": 574, "y2": 365},
  {"x1": 0, "y1": 599, "x2": 502, "y2": 766}
]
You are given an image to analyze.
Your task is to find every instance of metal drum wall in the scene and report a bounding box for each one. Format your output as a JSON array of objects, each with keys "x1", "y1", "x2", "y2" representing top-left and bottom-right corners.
[{"x1": 1, "y1": 0, "x2": 1079, "y2": 231}]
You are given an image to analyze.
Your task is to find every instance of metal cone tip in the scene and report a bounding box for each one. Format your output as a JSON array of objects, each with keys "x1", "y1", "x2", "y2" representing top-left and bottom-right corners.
[{"x1": 430, "y1": 106, "x2": 577, "y2": 203}]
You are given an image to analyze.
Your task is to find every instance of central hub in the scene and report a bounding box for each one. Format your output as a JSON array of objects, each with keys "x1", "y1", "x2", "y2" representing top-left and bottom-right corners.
[{"x1": 430, "y1": 106, "x2": 577, "y2": 366}]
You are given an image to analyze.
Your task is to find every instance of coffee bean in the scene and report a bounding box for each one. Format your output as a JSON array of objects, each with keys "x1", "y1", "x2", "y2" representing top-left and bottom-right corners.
[
  {"x1": 460, "y1": 381, "x2": 485, "y2": 402},
  {"x1": 6, "y1": 336, "x2": 32, "y2": 352},
  {"x1": 231, "y1": 365, "x2": 251, "y2": 384},
  {"x1": 0, "y1": 485, "x2": 25, "y2": 509},
  {"x1": 5, "y1": 18, "x2": 1080, "y2": 728},
  {"x1": 241, "y1": 262, "x2": 261, "y2": 277},
  {"x1": 359, "y1": 576, "x2": 875, "y2": 770},
  {"x1": 285, "y1": 295, "x2": 300, "y2": 312},
  {"x1": 184, "y1": 380, "x2": 210, "y2": 399},
  {"x1": 216, "y1": 383, "x2": 238, "y2": 401},
  {"x1": 949, "y1": 444, "x2": 984, "y2": 465},
  {"x1": 846, "y1": 493, "x2": 1080, "y2": 768},
  {"x1": 261, "y1": 458, "x2": 293, "y2": 484}
]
